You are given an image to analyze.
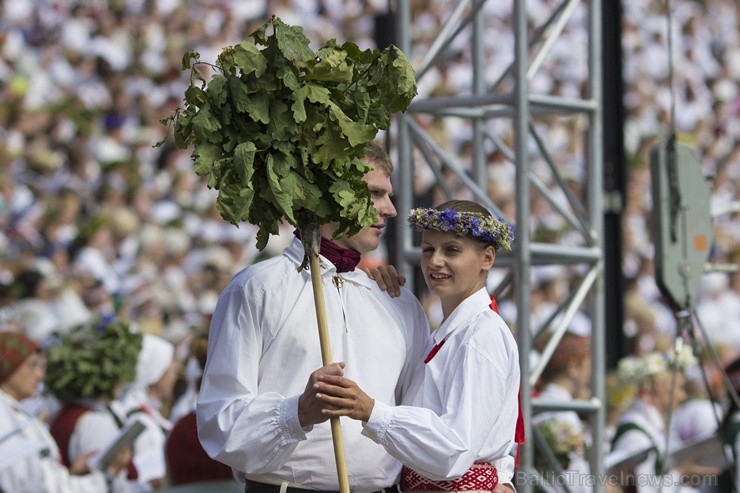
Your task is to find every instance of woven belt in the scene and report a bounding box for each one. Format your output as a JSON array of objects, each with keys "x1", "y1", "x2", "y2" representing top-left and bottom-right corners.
[{"x1": 400, "y1": 462, "x2": 498, "y2": 492}]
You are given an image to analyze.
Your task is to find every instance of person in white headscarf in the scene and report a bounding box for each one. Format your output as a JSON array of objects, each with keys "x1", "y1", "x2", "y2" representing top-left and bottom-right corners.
[{"x1": 112, "y1": 333, "x2": 177, "y2": 492}]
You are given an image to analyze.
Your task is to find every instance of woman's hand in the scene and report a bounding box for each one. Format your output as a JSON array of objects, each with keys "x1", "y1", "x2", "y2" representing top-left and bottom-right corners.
[
  {"x1": 362, "y1": 265, "x2": 405, "y2": 298},
  {"x1": 107, "y1": 444, "x2": 133, "y2": 477},
  {"x1": 314, "y1": 374, "x2": 375, "y2": 422},
  {"x1": 69, "y1": 451, "x2": 97, "y2": 475}
]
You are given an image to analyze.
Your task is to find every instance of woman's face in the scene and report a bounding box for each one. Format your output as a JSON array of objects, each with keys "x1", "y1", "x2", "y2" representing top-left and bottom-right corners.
[
  {"x1": 151, "y1": 360, "x2": 179, "y2": 402},
  {"x1": 1, "y1": 353, "x2": 46, "y2": 401},
  {"x1": 420, "y1": 229, "x2": 494, "y2": 316},
  {"x1": 651, "y1": 371, "x2": 687, "y2": 415}
]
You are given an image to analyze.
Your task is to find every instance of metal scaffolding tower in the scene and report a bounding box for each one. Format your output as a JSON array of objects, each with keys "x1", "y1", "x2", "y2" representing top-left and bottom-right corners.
[{"x1": 392, "y1": 1, "x2": 606, "y2": 491}]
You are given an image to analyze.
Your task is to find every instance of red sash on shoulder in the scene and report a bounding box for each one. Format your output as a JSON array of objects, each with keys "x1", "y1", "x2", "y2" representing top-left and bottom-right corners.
[{"x1": 490, "y1": 295, "x2": 525, "y2": 468}]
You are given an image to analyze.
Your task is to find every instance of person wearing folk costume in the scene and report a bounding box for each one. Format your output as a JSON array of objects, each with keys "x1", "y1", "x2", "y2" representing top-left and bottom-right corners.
[
  {"x1": 610, "y1": 346, "x2": 718, "y2": 493},
  {"x1": 46, "y1": 318, "x2": 141, "y2": 493},
  {"x1": 314, "y1": 200, "x2": 522, "y2": 493},
  {"x1": 165, "y1": 331, "x2": 233, "y2": 486},
  {"x1": 718, "y1": 356, "x2": 740, "y2": 493},
  {"x1": 196, "y1": 141, "x2": 432, "y2": 492},
  {"x1": 0, "y1": 331, "x2": 129, "y2": 493},
  {"x1": 113, "y1": 333, "x2": 178, "y2": 491},
  {"x1": 531, "y1": 331, "x2": 592, "y2": 492}
]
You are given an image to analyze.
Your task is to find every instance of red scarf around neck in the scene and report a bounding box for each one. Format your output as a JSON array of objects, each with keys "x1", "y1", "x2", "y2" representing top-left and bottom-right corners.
[{"x1": 293, "y1": 230, "x2": 361, "y2": 273}]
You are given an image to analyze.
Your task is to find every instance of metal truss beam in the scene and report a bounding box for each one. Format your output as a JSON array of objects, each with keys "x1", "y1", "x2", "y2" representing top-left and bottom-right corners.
[{"x1": 393, "y1": 1, "x2": 606, "y2": 491}]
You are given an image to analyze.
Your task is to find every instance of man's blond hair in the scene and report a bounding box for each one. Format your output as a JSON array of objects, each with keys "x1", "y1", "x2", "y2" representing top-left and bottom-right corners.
[{"x1": 363, "y1": 141, "x2": 393, "y2": 176}]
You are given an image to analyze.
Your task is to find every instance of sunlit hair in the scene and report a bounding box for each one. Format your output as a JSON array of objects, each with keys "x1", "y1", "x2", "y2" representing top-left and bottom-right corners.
[
  {"x1": 363, "y1": 141, "x2": 393, "y2": 176},
  {"x1": 407, "y1": 200, "x2": 514, "y2": 251}
]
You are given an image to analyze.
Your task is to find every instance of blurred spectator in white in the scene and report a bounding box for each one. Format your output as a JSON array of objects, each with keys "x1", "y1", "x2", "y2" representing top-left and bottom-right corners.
[
  {"x1": 533, "y1": 331, "x2": 592, "y2": 491},
  {"x1": 695, "y1": 272, "x2": 740, "y2": 351},
  {"x1": 13, "y1": 267, "x2": 59, "y2": 344},
  {"x1": 113, "y1": 333, "x2": 177, "y2": 492}
]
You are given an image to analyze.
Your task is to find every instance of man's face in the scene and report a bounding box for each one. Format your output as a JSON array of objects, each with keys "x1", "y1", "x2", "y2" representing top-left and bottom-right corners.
[{"x1": 329, "y1": 166, "x2": 397, "y2": 255}]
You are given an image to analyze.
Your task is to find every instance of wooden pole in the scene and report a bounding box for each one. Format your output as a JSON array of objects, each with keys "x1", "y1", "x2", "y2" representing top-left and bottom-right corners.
[{"x1": 308, "y1": 250, "x2": 350, "y2": 493}]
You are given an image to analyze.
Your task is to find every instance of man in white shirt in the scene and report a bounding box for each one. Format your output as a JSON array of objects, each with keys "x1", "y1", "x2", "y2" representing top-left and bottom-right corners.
[{"x1": 197, "y1": 142, "x2": 432, "y2": 492}]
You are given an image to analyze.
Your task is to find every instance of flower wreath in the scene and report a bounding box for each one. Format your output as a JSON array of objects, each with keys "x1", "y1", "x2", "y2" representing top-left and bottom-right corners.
[
  {"x1": 407, "y1": 208, "x2": 515, "y2": 251},
  {"x1": 616, "y1": 344, "x2": 697, "y2": 385}
]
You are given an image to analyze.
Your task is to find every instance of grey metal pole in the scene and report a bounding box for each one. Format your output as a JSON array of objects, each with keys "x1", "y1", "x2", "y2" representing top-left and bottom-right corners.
[
  {"x1": 395, "y1": 0, "x2": 415, "y2": 290},
  {"x1": 587, "y1": 0, "x2": 606, "y2": 490},
  {"x1": 472, "y1": 1, "x2": 486, "y2": 186},
  {"x1": 513, "y1": 1, "x2": 534, "y2": 491}
]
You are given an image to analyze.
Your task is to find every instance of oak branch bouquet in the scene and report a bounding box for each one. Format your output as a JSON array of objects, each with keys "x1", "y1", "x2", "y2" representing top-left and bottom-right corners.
[
  {"x1": 159, "y1": 15, "x2": 416, "y2": 261},
  {"x1": 158, "y1": 16, "x2": 417, "y2": 492}
]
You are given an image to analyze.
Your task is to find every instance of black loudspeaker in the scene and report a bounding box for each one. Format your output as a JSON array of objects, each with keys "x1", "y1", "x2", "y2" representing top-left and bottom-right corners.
[{"x1": 650, "y1": 140, "x2": 713, "y2": 310}]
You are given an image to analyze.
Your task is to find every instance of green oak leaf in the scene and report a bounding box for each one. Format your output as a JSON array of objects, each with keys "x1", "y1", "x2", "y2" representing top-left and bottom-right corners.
[
  {"x1": 276, "y1": 61, "x2": 300, "y2": 91},
  {"x1": 191, "y1": 105, "x2": 222, "y2": 141},
  {"x1": 182, "y1": 51, "x2": 200, "y2": 69},
  {"x1": 327, "y1": 100, "x2": 378, "y2": 147},
  {"x1": 265, "y1": 152, "x2": 296, "y2": 224},
  {"x1": 233, "y1": 141, "x2": 257, "y2": 186},
  {"x1": 272, "y1": 17, "x2": 315, "y2": 64},
  {"x1": 307, "y1": 45, "x2": 353, "y2": 84},
  {"x1": 205, "y1": 75, "x2": 228, "y2": 106},
  {"x1": 193, "y1": 143, "x2": 222, "y2": 177},
  {"x1": 232, "y1": 41, "x2": 268, "y2": 78}
]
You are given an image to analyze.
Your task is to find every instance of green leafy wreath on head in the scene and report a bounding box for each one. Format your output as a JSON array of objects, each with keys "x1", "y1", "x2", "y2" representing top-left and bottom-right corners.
[
  {"x1": 44, "y1": 318, "x2": 143, "y2": 402},
  {"x1": 158, "y1": 15, "x2": 417, "y2": 253}
]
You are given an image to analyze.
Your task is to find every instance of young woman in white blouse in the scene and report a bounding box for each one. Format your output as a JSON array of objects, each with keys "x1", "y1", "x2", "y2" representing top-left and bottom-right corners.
[{"x1": 315, "y1": 200, "x2": 521, "y2": 492}]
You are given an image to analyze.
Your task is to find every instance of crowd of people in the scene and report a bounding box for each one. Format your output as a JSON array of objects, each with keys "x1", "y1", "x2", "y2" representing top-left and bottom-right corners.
[{"x1": 0, "y1": 0, "x2": 738, "y2": 492}]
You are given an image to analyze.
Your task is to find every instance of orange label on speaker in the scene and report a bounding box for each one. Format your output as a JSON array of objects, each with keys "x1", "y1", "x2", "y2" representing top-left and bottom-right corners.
[{"x1": 694, "y1": 235, "x2": 708, "y2": 251}]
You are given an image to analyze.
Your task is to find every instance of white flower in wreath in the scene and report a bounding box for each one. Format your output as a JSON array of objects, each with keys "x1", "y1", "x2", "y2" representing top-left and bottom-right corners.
[
  {"x1": 673, "y1": 344, "x2": 697, "y2": 369},
  {"x1": 616, "y1": 356, "x2": 643, "y2": 383},
  {"x1": 617, "y1": 345, "x2": 697, "y2": 384},
  {"x1": 642, "y1": 352, "x2": 667, "y2": 377}
]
